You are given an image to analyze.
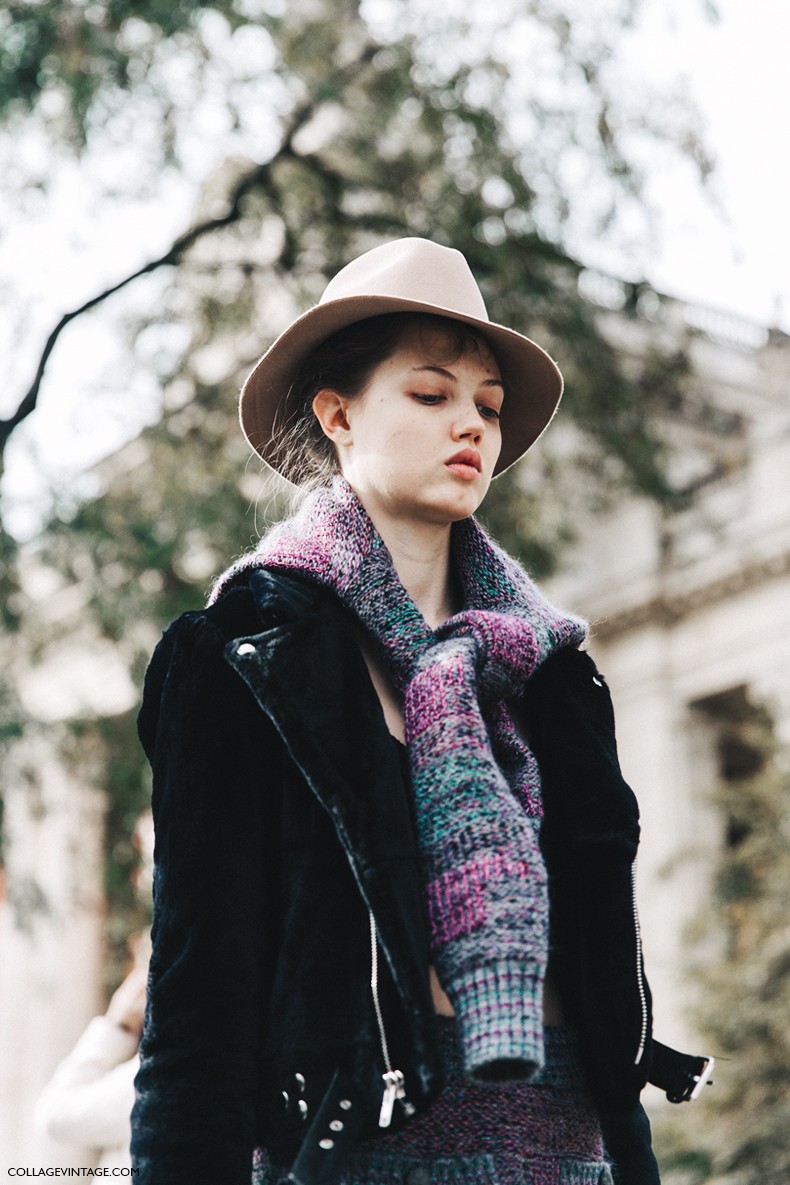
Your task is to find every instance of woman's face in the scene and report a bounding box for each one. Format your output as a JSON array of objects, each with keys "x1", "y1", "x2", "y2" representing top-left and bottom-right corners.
[{"x1": 320, "y1": 323, "x2": 503, "y2": 529}]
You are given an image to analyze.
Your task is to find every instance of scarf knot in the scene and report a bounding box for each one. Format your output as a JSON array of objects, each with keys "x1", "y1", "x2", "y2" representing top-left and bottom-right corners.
[{"x1": 431, "y1": 611, "x2": 540, "y2": 701}]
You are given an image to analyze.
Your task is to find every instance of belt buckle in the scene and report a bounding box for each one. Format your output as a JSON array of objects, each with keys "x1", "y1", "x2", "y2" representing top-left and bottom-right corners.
[{"x1": 687, "y1": 1055, "x2": 715, "y2": 1102}]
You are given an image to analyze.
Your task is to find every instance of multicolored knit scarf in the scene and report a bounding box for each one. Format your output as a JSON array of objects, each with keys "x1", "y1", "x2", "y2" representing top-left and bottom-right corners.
[{"x1": 211, "y1": 478, "x2": 587, "y2": 1081}]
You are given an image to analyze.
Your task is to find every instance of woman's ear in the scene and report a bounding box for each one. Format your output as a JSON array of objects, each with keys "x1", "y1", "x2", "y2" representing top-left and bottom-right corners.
[{"x1": 312, "y1": 389, "x2": 353, "y2": 445}]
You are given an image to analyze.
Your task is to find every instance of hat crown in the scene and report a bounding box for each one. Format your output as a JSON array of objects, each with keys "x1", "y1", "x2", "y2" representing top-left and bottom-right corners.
[{"x1": 319, "y1": 237, "x2": 490, "y2": 322}]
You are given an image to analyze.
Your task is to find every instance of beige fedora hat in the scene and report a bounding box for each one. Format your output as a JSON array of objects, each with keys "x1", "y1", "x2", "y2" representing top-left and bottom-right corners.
[{"x1": 240, "y1": 237, "x2": 563, "y2": 481}]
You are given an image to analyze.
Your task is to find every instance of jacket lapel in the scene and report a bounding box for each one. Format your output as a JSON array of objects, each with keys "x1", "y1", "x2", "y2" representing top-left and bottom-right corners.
[{"x1": 223, "y1": 572, "x2": 431, "y2": 1015}]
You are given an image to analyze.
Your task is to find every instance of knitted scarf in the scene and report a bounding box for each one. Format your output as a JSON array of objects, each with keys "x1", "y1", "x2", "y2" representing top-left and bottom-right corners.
[{"x1": 211, "y1": 478, "x2": 587, "y2": 1081}]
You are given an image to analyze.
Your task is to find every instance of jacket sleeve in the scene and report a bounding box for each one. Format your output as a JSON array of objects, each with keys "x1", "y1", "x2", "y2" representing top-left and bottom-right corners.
[
  {"x1": 131, "y1": 609, "x2": 283, "y2": 1185},
  {"x1": 522, "y1": 645, "x2": 653, "y2": 1113}
]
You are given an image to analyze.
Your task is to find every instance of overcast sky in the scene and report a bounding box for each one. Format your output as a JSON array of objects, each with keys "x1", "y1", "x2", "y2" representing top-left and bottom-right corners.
[{"x1": 621, "y1": 0, "x2": 790, "y2": 330}]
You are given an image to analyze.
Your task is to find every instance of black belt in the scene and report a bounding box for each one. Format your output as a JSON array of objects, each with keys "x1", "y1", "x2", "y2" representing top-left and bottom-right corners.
[
  {"x1": 649, "y1": 1041, "x2": 716, "y2": 1103},
  {"x1": 288, "y1": 1068, "x2": 368, "y2": 1185}
]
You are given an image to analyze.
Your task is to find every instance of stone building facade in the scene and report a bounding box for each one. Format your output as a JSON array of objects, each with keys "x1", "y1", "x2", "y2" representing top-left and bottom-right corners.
[{"x1": 547, "y1": 277, "x2": 790, "y2": 1067}]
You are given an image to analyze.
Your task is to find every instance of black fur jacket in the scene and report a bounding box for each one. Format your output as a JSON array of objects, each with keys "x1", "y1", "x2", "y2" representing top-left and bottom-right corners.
[{"x1": 130, "y1": 567, "x2": 701, "y2": 1185}]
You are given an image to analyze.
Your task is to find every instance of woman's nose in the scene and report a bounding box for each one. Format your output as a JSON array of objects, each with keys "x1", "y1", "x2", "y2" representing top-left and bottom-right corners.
[{"x1": 452, "y1": 408, "x2": 485, "y2": 442}]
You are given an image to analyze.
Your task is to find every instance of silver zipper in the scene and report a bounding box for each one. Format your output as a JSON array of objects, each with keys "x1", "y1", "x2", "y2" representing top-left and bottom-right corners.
[
  {"x1": 369, "y1": 910, "x2": 415, "y2": 1126},
  {"x1": 631, "y1": 861, "x2": 648, "y2": 1065}
]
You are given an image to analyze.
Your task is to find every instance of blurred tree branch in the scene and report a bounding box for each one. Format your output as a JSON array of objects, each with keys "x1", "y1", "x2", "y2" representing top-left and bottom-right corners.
[{"x1": 0, "y1": 41, "x2": 379, "y2": 458}]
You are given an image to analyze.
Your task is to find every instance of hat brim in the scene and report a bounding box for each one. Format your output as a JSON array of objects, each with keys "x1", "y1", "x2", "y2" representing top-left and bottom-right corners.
[{"x1": 239, "y1": 294, "x2": 563, "y2": 482}]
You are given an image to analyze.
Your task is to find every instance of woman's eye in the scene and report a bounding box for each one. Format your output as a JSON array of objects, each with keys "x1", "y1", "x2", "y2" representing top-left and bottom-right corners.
[
  {"x1": 412, "y1": 393, "x2": 445, "y2": 404},
  {"x1": 478, "y1": 404, "x2": 501, "y2": 421}
]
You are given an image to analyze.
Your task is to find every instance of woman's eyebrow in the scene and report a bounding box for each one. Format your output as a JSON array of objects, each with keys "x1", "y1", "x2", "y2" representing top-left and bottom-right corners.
[
  {"x1": 409, "y1": 365, "x2": 456, "y2": 381},
  {"x1": 409, "y1": 365, "x2": 504, "y2": 391}
]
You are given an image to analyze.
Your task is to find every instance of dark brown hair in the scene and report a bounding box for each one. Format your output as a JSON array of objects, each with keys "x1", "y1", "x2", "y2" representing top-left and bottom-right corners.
[{"x1": 271, "y1": 312, "x2": 496, "y2": 490}]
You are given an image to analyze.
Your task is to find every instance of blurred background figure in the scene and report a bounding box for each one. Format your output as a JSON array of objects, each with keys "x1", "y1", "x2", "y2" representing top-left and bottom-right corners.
[{"x1": 34, "y1": 929, "x2": 150, "y2": 1171}]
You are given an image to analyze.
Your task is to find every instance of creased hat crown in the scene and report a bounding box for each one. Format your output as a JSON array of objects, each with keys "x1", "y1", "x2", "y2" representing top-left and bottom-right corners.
[{"x1": 319, "y1": 238, "x2": 489, "y2": 321}]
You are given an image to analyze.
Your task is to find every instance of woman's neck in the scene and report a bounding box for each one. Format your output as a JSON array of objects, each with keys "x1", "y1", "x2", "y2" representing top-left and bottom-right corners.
[{"x1": 371, "y1": 516, "x2": 459, "y2": 630}]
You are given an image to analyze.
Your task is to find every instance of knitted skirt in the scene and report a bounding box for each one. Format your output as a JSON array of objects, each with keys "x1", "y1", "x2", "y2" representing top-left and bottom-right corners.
[{"x1": 253, "y1": 1017, "x2": 613, "y2": 1185}]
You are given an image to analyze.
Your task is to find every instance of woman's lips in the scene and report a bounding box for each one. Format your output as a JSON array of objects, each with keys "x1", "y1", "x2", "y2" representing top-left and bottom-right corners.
[
  {"x1": 446, "y1": 450, "x2": 482, "y2": 480},
  {"x1": 446, "y1": 461, "x2": 480, "y2": 480}
]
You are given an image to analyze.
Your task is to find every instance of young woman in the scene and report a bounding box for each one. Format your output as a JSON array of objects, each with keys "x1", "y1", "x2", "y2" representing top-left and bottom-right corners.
[{"x1": 131, "y1": 238, "x2": 711, "y2": 1185}]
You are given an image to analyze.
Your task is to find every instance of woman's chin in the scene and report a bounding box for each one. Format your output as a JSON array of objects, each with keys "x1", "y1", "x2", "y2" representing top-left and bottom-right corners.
[
  {"x1": 418, "y1": 489, "x2": 485, "y2": 525},
  {"x1": 351, "y1": 479, "x2": 486, "y2": 530}
]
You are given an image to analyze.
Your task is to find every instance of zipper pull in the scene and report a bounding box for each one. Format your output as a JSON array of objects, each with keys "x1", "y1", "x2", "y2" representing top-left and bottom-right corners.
[{"x1": 378, "y1": 1070, "x2": 404, "y2": 1128}]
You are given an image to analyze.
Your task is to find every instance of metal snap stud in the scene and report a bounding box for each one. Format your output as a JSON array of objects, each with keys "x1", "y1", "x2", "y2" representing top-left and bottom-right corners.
[
  {"x1": 329, "y1": 1120, "x2": 343, "y2": 1132},
  {"x1": 319, "y1": 1139, "x2": 334, "y2": 1150},
  {"x1": 294, "y1": 1072, "x2": 306, "y2": 1092},
  {"x1": 281, "y1": 1091, "x2": 289, "y2": 1107},
  {"x1": 236, "y1": 642, "x2": 256, "y2": 656},
  {"x1": 339, "y1": 1099, "x2": 352, "y2": 1110},
  {"x1": 592, "y1": 676, "x2": 603, "y2": 687},
  {"x1": 298, "y1": 1100, "x2": 308, "y2": 1119}
]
